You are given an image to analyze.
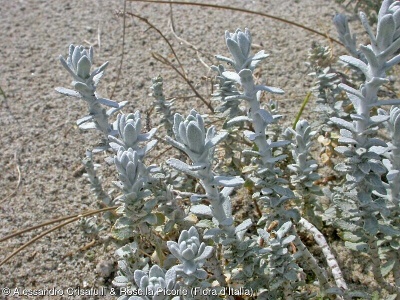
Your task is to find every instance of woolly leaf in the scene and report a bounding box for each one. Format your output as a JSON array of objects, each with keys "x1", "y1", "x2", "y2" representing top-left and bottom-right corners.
[
  {"x1": 113, "y1": 276, "x2": 130, "y2": 287},
  {"x1": 325, "y1": 287, "x2": 344, "y2": 296},
  {"x1": 187, "y1": 122, "x2": 205, "y2": 154},
  {"x1": 340, "y1": 55, "x2": 369, "y2": 76},
  {"x1": 227, "y1": 116, "x2": 251, "y2": 125},
  {"x1": 347, "y1": 93, "x2": 363, "y2": 109},
  {"x1": 191, "y1": 205, "x2": 213, "y2": 217},
  {"x1": 235, "y1": 219, "x2": 252, "y2": 240},
  {"x1": 206, "y1": 132, "x2": 228, "y2": 148},
  {"x1": 190, "y1": 194, "x2": 207, "y2": 203},
  {"x1": 376, "y1": 14, "x2": 395, "y2": 51},
  {"x1": 255, "y1": 109, "x2": 274, "y2": 124},
  {"x1": 387, "y1": 169, "x2": 399, "y2": 181},
  {"x1": 335, "y1": 163, "x2": 351, "y2": 172},
  {"x1": 74, "y1": 82, "x2": 93, "y2": 95},
  {"x1": 257, "y1": 228, "x2": 270, "y2": 240},
  {"x1": 335, "y1": 146, "x2": 353, "y2": 156},
  {"x1": 215, "y1": 55, "x2": 235, "y2": 65},
  {"x1": 370, "y1": 99, "x2": 400, "y2": 107},
  {"x1": 365, "y1": 138, "x2": 387, "y2": 148},
  {"x1": 344, "y1": 241, "x2": 368, "y2": 252},
  {"x1": 339, "y1": 83, "x2": 364, "y2": 99},
  {"x1": 272, "y1": 185, "x2": 294, "y2": 198},
  {"x1": 226, "y1": 38, "x2": 246, "y2": 65},
  {"x1": 213, "y1": 176, "x2": 244, "y2": 187},
  {"x1": 166, "y1": 159, "x2": 199, "y2": 178},
  {"x1": 112, "y1": 217, "x2": 134, "y2": 240},
  {"x1": 76, "y1": 55, "x2": 91, "y2": 79},
  {"x1": 379, "y1": 224, "x2": 400, "y2": 237},
  {"x1": 390, "y1": 240, "x2": 400, "y2": 250},
  {"x1": 381, "y1": 258, "x2": 396, "y2": 277},
  {"x1": 237, "y1": 30, "x2": 251, "y2": 57},
  {"x1": 363, "y1": 216, "x2": 378, "y2": 235},
  {"x1": 341, "y1": 231, "x2": 362, "y2": 243},
  {"x1": 97, "y1": 97, "x2": 119, "y2": 108},
  {"x1": 330, "y1": 117, "x2": 354, "y2": 131},
  {"x1": 79, "y1": 122, "x2": 97, "y2": 130},
  {"x1": 358, "y1": 162, "x2": 371, "y2": 174},
  {"x1": 203, "y1": 228, "x2": 222, "y2": 239},
  {"x1": 252, "y1": 50, "x2": 269, "y2": 61},
  {"x1": 338, "y1": 137, "x2": 358, "y2": 144},
  {"x1": 196, "y1": 245, "x2": 214, "y2": 262},
  {"x1": 255, "y1": 84, "x2": 284, "y2": 95},
  {"x1": 276, "y1": 221, "x2": 292, "y2": 239},
  {"x1": 77, "y1": 115, "x2": 94, "y2": 125},
  {"x1": 243, "y1": 263, "x2": 254, "y2": 277},
  {"x1": 286, "y1": 209, "x2": 301, "y2": 222},
  {"x1": 55, "y1": 87, "x2": 82, "y2": 98},
  {"x1": 360, "y1": 45, "x2": 380, "y2": 71}
]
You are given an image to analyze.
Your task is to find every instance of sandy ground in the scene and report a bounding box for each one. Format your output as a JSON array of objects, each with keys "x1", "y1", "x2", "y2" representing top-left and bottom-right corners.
[{"x1": 0, "y1": 0, "x2": 380, "y2": 299}]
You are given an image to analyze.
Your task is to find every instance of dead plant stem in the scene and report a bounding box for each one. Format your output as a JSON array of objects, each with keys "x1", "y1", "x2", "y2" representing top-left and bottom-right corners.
[{"x1": 128, "y1": 0, "x2": 343, "y2": 46}]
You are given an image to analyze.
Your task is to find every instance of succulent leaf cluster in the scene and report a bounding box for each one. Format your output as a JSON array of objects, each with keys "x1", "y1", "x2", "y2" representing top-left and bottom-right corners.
[
  {"x1": 287, "y1": 120, "x2": 320, "y2": 191},
  {"x1": 286, "y1": 120, "x2": 322, "y2": 226},
  {"x1": 258, "y1": 222, "x2": 303, "y2": 295},
  {"x1": 109, "y1": 112, "x2": 158, "y2": 157},
  {"x1": 333, "y1": 13, "x2": 361, "y2": 59},
  {"x1": 151, "y1": 76, "x2": 175, "y2": 135},
  {"x1": 54, "y1": 11, "x2": 400, "y2": 295},
  {"x1": 328, "y1": 1, "x2": 400, "y2": 295},
  {"x1": 216, "y1": 29, "x2": 269, "y2": 73},
  {"x1": 166, "y1": 109, "x2": 244, "y2": 235},
  {"x1": 211, "y1": 64, "x2": 242, "y2": 119},
  {"x1": 167, "y1": 226, "x2": 213, "y2": 284},
  {"x1": 330, "y1": 0, "x2": 400, "y2": 229},
  {"x1": 130, "y1": 265, "x2": 177, "y2": 300},
  {"x1": 56, "y1": 45, "x2": 126, "y2": 150},
  {"x1": 112, "y1": 148, "x2": 159, "y2": 239}
]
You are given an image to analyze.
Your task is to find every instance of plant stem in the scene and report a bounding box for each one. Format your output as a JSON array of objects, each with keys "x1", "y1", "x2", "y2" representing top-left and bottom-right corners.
[
  {"x1": 292, "y1": 91, "x2": 312, "y2": 129},
  {"x1": 128, "y1": 0, "x2": 343, "y2": 45},
  {"x1": 368, "y1": 236, "x2": 400, "y2": 295},
  {"x1": 0, "y1": 206, "x2": 117, "y2": 267},
  {"x1": 299, "y1": 218, "x2": 348, "y2": 292}
]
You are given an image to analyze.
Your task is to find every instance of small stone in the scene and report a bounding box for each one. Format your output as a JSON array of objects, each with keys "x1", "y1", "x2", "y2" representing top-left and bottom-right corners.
[{"x1": 96, "y1": 260, "x2": 114, "y2": 278}]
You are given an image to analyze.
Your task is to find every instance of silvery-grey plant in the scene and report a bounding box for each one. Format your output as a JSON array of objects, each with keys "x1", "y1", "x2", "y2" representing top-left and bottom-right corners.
[
  {"x1": 210, "y1": 64, "x2": 242, "y2": 120},
  {"x1": 112, "y1": 148, "x2": 159, "y2": 240},
  {"x1": 151, "y1": 75, "x2": 175, "y2": 136},
  {"x1": 167, "y1": 226, "x2": 213, "y2": 285},
  {"x1": 218, "y1": 29, "x2": 295, "y2": 227},
  {"x1": 381, "y1": 107, "x2": 400, "y2": 207},
  {"x1": 109, "y1": 112, "x2": 158, "y2": 157},
  {"x1": 329, "y1": 0, "x2": 400, "y2": 296},
  {"x1": 166, "y1": 109, "x2": 245, "y2": 240},
  {"x1": 113, "y1": 242, "x2": 150, "y2": 294},
  {"x1": 257, "y1": 221, "x2": 304, "y2": 299},
  {"x1": 333, "y1": 13, "x2": 363, "y2": 61},
  {"x1": 82, "y1": 149, "x2": 113, "y2": 208},
  {"x1": 130, "y1": 265, "x2": 177, "y2": 300},
  {"x1": 56, "y1": 45, "x2": 127, "y2": 152},
  {"x1": 213, "y1": 28, "x2": 347, "y2": 298},
  {"x1": 286, "y1": 120, "x2": 323, "y2": 227},
  {"x1": 54, "y1": 15, "x2": 400, "y2": 297}
]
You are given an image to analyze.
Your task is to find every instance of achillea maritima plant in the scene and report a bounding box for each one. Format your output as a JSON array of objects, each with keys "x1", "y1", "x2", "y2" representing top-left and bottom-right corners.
[{"x1": 53, "y1": 1, "x2": 400, "y2": 298}]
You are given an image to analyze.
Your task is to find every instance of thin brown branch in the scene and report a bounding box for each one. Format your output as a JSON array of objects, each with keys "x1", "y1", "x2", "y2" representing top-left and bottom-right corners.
[
  {"x1": 0, "y1": 206, "x2": 117, "y2": 267},
  {"x1": 168, "y1": 4, "x2": 212, "y2": 70},
  {"x1": 152, "y1": 52, "x2": 214, "y2": 112},
  {"x1": 128, "y1": 0, "x2": 343, "y2": 46},
  {"x1": 124, "y1": 11, "x2": 187, "y2": 77}
]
